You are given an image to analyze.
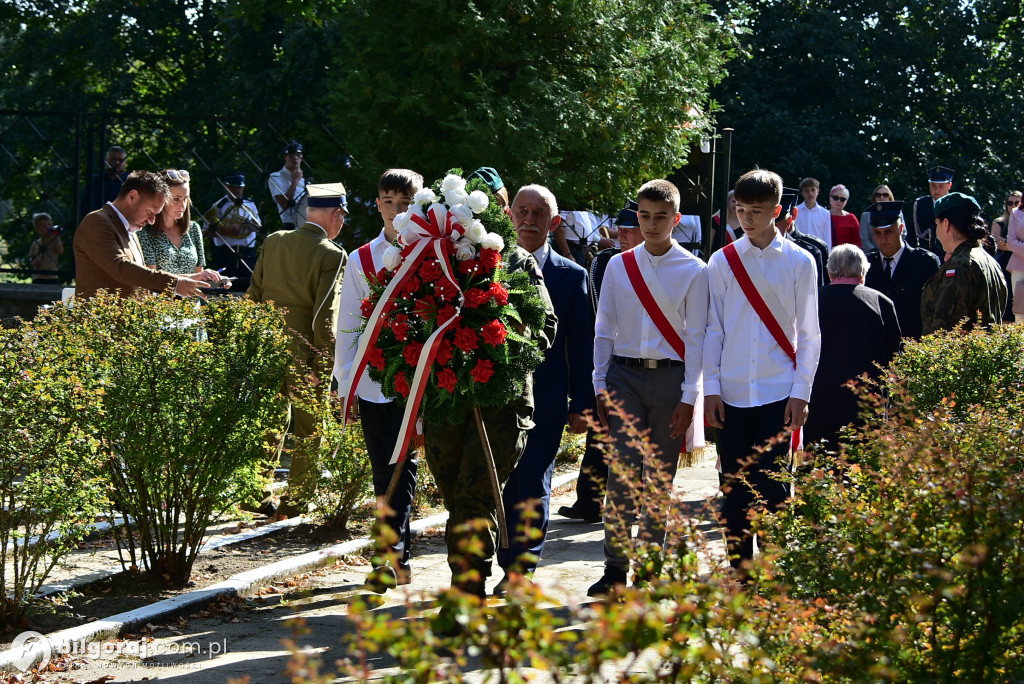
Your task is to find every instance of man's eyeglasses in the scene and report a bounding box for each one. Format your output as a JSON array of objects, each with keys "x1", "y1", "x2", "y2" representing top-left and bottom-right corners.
[
  {"x1": 164, "y1": 169, "x2": 190, "y2": 182},
  {"x1": 831, "y1": 195, "x2": 848, "y2": 202}
]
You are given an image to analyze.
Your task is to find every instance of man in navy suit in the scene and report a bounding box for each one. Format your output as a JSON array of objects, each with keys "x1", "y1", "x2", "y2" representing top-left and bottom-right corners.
[
  {"x1": 863, "y1": 201, "x2": 941, "y2": 339},
  {"x1": 495, "y1": 184, "x2": 595, "y2": 594}
]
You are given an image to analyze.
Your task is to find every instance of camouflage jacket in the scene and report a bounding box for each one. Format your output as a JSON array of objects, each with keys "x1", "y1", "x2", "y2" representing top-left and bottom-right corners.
[{"x1": 920, "y1": 240, "x2": 1007, "y2": 335}]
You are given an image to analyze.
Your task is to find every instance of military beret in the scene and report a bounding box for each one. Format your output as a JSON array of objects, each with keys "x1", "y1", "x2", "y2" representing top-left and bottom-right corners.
[{"x1": 934, "y1": 192, "x2": 981, "y2": 217}]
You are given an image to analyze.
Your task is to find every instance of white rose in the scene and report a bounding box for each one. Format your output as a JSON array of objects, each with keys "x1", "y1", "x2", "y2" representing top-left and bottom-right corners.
[
  {"x1": 480, "y1": 232, "x2": 505, "y2": 252},
  {"x1": 444, "y1": 187, "x2": 469, "y2": 208},
  {"x1": 464, "y1": 219, "x2": 486, "y2": 243},
  {"x1": 392, "y1": 210, "x2": 412, "y2": 233},
  {"x1": 440, "y1": 174, "x2": 466, "y2": 195},
  {"x1": 413, "y1": 188, "x2": 437, "y2": 205},
  {"x1": 383, "y1": 245, "x2": 403, "y2": 271},
  {"x1": 454, "y1": 238, "x2": 476, "y2": 261},
  {"x1": 468, "y1": 190, "x2": 489, "y2": 214},
  {"x1": 449, "y1": 203, "x2": 474, "y2": 225}
]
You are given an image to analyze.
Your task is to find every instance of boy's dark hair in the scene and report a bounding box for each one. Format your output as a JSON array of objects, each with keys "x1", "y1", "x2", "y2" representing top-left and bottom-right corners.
[
  {"x1": 637, "y1": 179, "x2": 680, "y2": 212},
  {"x1": 118, "y1": 171, "x2": 171, "y2": 201},
  {"x1": 734, "y1": 169, "x2": 783, "y2": 205},
  {"x1": 799, "y1": 177, "x2": 820, "y2": 191},
  {"x1": 378, "y1": 169, "x2": 424, "y2": 197}
]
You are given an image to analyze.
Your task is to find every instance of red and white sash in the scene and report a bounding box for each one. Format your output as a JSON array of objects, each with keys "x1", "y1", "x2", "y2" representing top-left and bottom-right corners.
[
  {"x1": 620, "y1": 248, "x2": 704, "y2": 450},
  {"x1": 721, "y1": 242, "x2": 802, "y2": 449}
]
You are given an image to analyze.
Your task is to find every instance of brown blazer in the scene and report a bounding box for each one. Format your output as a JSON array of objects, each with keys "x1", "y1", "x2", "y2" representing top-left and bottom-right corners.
[{"x1": 73, "y1": 204, "x2": 176, "y2": 299}]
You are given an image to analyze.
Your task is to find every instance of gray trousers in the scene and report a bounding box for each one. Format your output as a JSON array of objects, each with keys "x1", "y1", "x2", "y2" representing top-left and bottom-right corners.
[{"x1": 602, "y1": 361, "x2": 686, "y2": 572}]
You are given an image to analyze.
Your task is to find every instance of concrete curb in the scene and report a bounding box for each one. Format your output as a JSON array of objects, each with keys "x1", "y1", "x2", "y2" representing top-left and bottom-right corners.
[{"x1": 1, "y1": 471, "x2": 581, "y2": 672}]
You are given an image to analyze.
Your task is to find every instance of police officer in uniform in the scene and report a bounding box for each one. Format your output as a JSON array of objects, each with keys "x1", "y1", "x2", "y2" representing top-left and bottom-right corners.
[
  {"x1": 921, "y1": 192, "x2": 1007, "y2": 335},
  {"x1": 864, "y1": 201, "x2": 941, "y2": 339},
  {"x1": 908, "y1": 166, "x2": 954, "y2": 254},
  {"x1": 247, "y1": 182, "x2": 348, "y2": 517}
]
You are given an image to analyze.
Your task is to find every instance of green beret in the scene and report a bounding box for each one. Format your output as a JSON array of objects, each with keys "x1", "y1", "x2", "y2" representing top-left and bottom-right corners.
[{"x1": 934, "y1": 192, "x2": 981, "y2": 217}]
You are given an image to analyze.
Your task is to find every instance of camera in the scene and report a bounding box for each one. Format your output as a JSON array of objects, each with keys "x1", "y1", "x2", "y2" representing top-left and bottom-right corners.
[{"x1": 48, "y1": 225, "x2": 62, "y2": 235}]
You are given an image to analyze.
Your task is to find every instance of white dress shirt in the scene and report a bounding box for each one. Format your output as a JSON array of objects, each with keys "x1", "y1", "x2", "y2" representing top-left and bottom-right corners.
[
  {"x1": 703, "y1": 231, "x2": 821, "y2": 407},
  {"x1": 531, "y1": 242, "x2": 550, "y2": 269},
  {"x1": 795, "y1": 202, "x2": 833, "y2": 252},
  {"x1": 333, "y1": 229, "x2": 391, "y2": 403},
  {"x1": 593, "y1": 241, "x2": 708, "y2": 405}
]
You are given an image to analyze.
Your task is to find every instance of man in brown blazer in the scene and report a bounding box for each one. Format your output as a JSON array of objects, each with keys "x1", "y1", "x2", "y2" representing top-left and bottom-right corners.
[
  {"x1": 248, "y1": 182, "x2": 349, "y2": 517},
  {"x1": 74, "y1": 171, "x2": 215, "y2": 299}
]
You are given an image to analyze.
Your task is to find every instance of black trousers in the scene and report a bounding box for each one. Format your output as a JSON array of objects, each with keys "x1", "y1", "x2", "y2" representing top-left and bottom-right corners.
[
  {"x1": 360, "y1": 399, "x2": 418, "y2": 568},
  {"x1": 719, "y1": 399, "x2": 791, "y2": 567}
]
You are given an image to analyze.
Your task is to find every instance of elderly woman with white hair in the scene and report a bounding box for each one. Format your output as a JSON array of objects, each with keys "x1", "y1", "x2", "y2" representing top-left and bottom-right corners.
[{"x1": 803, "y1": 244, "x2": 902, "y2": 454}]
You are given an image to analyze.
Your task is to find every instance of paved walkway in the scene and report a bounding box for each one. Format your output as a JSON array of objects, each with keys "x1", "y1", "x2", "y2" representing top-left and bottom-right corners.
[{"x1": 28, "y1": 455, "x2": 722, "y2": 683}]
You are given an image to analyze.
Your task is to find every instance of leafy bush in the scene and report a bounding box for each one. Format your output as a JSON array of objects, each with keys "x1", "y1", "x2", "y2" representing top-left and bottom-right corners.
[
  {"x1": 57, "y1": 293, "x2": 291, "y2": 586},
  {"x1": 887, "y1": 322, "x2": 1024, "y2": 415},
  {"x1": 0, "y1": 315, "x2": 107, "y2": 628},
  {"x1": 300, "y1": 394, "x2": 373, "y2": 533}
]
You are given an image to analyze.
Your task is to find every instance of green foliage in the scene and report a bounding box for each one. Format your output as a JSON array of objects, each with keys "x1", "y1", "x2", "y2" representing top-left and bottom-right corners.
[
  {"x1": 0, "y1": 314, "x2": 107, "y2": 628},
  {"x1": 886, "y1": 322, "x2": 1024, "y2": 416},
  {"x1": 330, "y1": 0, "x2": 737, "y2": 210},
  {"x1": 711, "y1": 0, "x2": 1023, "y2": 212},
  {"x1": 53, "y1": 293, "x2": 292, "y2": 587},
  {"x1": 300, "y1": 396, "x2": 374, "y2": 533}
]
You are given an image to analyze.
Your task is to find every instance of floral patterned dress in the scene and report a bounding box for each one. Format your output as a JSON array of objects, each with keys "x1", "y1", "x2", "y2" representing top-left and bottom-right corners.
[{"x1": 138, "y1": 221, "x2": 206, "y2": 274}]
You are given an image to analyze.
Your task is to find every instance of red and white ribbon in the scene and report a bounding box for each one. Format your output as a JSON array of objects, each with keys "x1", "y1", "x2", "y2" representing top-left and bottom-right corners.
[{"x1": 341, "y1": 203, "x2": 467, "y2": 464}]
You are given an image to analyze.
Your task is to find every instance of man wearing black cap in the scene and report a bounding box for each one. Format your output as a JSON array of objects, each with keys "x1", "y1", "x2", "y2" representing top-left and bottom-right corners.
[
  {"x1": 269, "y1": 141, "x2": 307, "y2": 229},
  {"x1": 908, "y1": 166, "x2": 954, "y2": 253},
  {"x1": 248, "y1": 182, "x2": 348, "y2": 517},
  {"x1": 864, "y1": 200, "x2": 941, "y2": 339},
  {"x1": 777, "y1": 187, "x2": 829, "y2": 288},
  {"x1": 203, "y1": 173, "x2": 261, "y2": 289}
]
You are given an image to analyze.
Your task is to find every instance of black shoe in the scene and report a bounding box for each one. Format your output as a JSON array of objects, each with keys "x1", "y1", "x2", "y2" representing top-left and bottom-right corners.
[
  {"x1": 492, "y1": 574, "x2": 510, "y2": 597},
  {"x1": 558, "y1": 504, "x2": 602, "y2": 523},
  {"x1": 587, "y1": 567, "x2": 627, "y2": 598},
  {"x1": 364, "y1": 565, "x2": 398, "y2": 594}
]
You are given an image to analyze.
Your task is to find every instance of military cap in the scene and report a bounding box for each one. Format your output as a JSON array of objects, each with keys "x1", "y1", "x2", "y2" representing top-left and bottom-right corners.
[
  {"x1": 615, "y1": 200, "x2": 639, "y2": 227},
  {"x1": 780, "y1": 187, "x2": 800, "y2": 214},
  {"x1": 224, "y1": 173, "x2": 245, "y2": 187},
  {"x1": 283, "y1": 140, "x2": 304, "y2": 156},
  {"x1": 933, "y1": 192, "x2": 981, "y2": 217},
  {"x1": 468, "y1": 166, "x2": 504, "y2": 193},
  {"x1": 307, "y1": 182, "x2": 348, "y2": 211},
  {"x1": 867, "y1": 200, "x2": 905, "y2": 227},
  {"x1": 927, "y1": 166, "x2": 954, "y2": 184}
]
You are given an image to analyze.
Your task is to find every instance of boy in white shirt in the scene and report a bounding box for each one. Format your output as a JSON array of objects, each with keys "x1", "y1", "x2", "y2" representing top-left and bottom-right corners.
[
  {"x1": 703, "y1": 169, "x2": 821, "y2": 573},
  {"x1": 795, "y1": 177, "x2": 832, "y2": 252},
  {"x1": 588, "y1": 179, "x2": 708, "y2": 596},
  {"x1": 333, "y1": 168, "x2": 423, "y2": 592}
]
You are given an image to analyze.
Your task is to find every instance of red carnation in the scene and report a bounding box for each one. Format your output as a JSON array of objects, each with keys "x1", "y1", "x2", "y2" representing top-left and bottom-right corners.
[
  {"x1": 489, "y1": 281, "x2": 509, "y2": 305},
  {"x1": 360, "y1": 297, "x2": 376, "y2": 318},
  {"x1": 403, "y1": 340, "x2": 424, "y2": 367},
  {"x1": 479, "y1": 248, "x2": 501, "y2": 271},
  {"x1": 391, "y1": 320, "x2": 411, "y2": 341},
  {"x1": 471, "y1": 359, "x2": 495, "y2": 384},
  {"x1": 368, "y1": 345, "x2": 386, "y2": 370},
  {"x1": 419, "y1": 259, "x2": 443, "y2": 283},
  {"x1": 435, "y1": 338, "x2": 453, "y2": 366},
  {"x1": 393, "y1": 372, "x2": 410, "y2": 398},
  {"x1": 481, "y1": 319, "x2": 508, "y2": 346},
  {"x1": 436, "y1": 367, "x2": 458, "y2": 393},
  {"x1": 458, "y1": 259, "x2": 481, "y2": 275},
  {"x1": 454, "y1": 326, "x2": 479, "y2": 352},
  {"x1": 412, "y1": 295, "x2": 438, "y2": 319},
  {"x1": 398, "y1": 275, "x2": 421, "y2": 298},
  {"x1": 434, "y1": 280, "x2": 458, "y2": 302},
  {"x1": 463, "y1": 287, "x2": 491, "y2": 309},
  {"x1": 437, "y1": 304, "x2": 457, "y2": 325}
]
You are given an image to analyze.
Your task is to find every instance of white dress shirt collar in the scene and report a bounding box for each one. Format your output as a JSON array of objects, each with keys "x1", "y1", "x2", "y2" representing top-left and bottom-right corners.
[
  {"x1": 107, "y1": 201, "x2": 138, "y2": 233},
  {"x1": 532, "y1": 242, "x2": 551, "y2": 270}
]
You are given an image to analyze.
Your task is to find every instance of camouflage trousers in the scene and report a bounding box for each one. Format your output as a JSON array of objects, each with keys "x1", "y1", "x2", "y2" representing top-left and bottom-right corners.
[{"x1": 423, "y1": 406, "x2": 529, "y2": 596}]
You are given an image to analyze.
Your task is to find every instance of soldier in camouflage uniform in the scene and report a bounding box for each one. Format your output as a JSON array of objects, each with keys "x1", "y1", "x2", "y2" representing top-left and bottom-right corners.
[
  {"x1": 921, "y1": 192, "x2": 1007, "y2": 335},
  {"x1": 423, "y1": 245, "x2": 556, "y2": 597}
]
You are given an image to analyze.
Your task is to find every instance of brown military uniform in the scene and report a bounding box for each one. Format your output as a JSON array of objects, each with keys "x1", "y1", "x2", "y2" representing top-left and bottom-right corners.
[{"x1": 247, "y1": 222, "x2": 347, "y2": 493}]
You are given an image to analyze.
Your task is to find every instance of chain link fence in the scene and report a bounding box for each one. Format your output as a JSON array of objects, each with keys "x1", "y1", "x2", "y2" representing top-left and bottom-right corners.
[{"x1": 0, "y1": 110, "x2": 350, "y2": 283}]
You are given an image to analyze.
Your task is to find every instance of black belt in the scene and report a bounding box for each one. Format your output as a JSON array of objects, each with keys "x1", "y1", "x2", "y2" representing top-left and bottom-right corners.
[{"x1": 612, "y1": 355, "x2": 683, "y2": 369}]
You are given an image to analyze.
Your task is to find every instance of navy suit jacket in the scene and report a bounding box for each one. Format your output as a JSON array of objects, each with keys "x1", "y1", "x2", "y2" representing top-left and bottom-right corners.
[
  {"x1": 533, "y1": 251, "x2": 596, "y2": 421},
  {"x1": 864, "y1": 247, "x2": 941, "y2": 339}
]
